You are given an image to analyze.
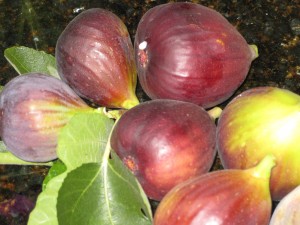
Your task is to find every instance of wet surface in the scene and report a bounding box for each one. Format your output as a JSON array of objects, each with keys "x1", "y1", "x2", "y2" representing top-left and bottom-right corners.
[{"x1": 0, "y1": 0, "x2": 299, "y2": 224}]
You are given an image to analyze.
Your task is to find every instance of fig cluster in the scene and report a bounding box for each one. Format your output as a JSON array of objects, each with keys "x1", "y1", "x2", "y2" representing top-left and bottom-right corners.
[{"x1": 1, "y1": 2, "x2": 299, "y2": 225}]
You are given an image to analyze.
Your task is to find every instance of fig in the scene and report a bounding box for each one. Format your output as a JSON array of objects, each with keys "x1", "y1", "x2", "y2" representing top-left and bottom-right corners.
[
  {"x1": 154, "y1": 154, "x2": 276, "y2": 225},
  {"x1": 110, "y1": 99, "x2": 218, "y2": 201},
  {"x1": 0, "y1": 73, "x2": 93, "y2": 162},
  {"x1": 269, "y1": 185, "x2": 300, "y2": 225},
  {"x1": 216, "y1": 86, "x2": 300, "y2": 200},
  {"x1": 134, "y1": 2, "x2": 258, "y2": 109},
  {"x1": 56, "y1": 8, "x2": 139, "y2": 109}
]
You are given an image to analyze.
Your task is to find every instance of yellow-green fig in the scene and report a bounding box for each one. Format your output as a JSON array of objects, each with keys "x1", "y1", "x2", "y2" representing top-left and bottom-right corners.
[{"x1": 217, "y1": 86, "x2": 300, "y2": 201}]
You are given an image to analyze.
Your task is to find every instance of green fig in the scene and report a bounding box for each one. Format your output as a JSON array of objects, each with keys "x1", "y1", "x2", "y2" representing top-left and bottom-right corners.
[{"x1": 217, "y1": 86, "x2": 300, "y2": 200}]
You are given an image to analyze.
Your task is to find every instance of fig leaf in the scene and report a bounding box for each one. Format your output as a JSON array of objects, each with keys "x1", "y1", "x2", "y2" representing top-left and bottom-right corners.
[
  {"x1": 0, "y1": 141, "x2": 7, "y2": 153},
  {"x1": 42, "y1": 160, "x2": 67, "y2": 190},
  {"x1": 4, "y1": 46, "x2": 59, "y2": 78},
  {"x1": 28, "y1": 112, "x2": 113, "y2": 225},
  {"x1": 0, "y1": 150, "x2": 52, "y2": 166},
  {"x1": 28, "y1": 112, "x2": 152, "y2": 225},
  {"x1": 0, "y1": 141, "x2": 53, "y2": 166},
  {"x1": 57, "y1": 112, "x2": 114, "y2": 170},
  {"x1": 57, "y1": 156, "x2": 152, "y2": 225},
  {"x1": 28, "y1": 172, "x2": 67, "y2": 225},
  {"x1": 56, "y1": 113, "x2": 152, "y2": 224}
]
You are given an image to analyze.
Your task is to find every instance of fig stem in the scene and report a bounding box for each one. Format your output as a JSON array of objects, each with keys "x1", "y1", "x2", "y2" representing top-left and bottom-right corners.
[
  {"x1": 121, "y1": 96, "x2": 140, "y2": 109},
  {"x1": 248, "y1": 154, "x2": 276, "y2": 180},
  {"x1": 97, "y1": 107, "x2": 125, "y2": 120},
  {"x1": 249, "y1": 44, "x2": 259, "y2": 60},
  {"x1": 207, "y1": 107, "x2": 222, "y2": 120}
]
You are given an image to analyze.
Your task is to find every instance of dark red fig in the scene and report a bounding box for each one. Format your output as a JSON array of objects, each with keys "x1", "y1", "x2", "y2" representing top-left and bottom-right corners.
[
  {"x1": 135, "y1": 2, "x2": 258, "y2": 108},
  {"x1": 154, "y1": 155, "x2": 276, "y2": 225},
  {"x1": 56, "y1": 8, "x2": 139, "y2": 109},
  {"x1": 0, "y1": 73, "x2": 93, "y2": 162},
  {"x1": 110, "y1": 99, "x2": 218, "y2": 201}
]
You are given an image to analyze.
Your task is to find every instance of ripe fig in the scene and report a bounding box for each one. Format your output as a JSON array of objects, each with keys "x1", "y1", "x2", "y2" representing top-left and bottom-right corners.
[
  {"x1": 135, "y1": 2, "x2": 258, "y2": 109},
  {"x1": 0, "y1": 73, "x2": 93, "y2": 162},
  {"x1": 269, "y1": 185, "x2": 300, "y2": 225},
  {"x1": 154, "y1": 155, "x2": 276, "y2": 225},
  {"x1": 56, "y1": 8, "x2": 139, "y2": 109},
  {"x1": 110, "y1": 99, "x2": 218, "y2": 201},
  {"x1": 217, "y1": 86, "x2": 300, "y2": 200}
]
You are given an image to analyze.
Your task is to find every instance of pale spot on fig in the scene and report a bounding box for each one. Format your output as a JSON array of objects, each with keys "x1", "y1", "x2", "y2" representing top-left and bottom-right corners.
[
  {"x1": 221, "y1": 32, "x2": 227, "y2": 37},
  {"x1": 66, "y1": 56, "x2": 74, "y2": 65},
  {"x1": 138, "y1": 41, "x2": 147, "y2": 50},
  {"x1": 216, "y1": 39, "x2": 225, "y2": 47},
  {"x1": 138, "y1": 49, "x2": 148, "y2": 68},
  {"x1": 123, "y1": 155, "x2": 138, "y2": 173},
  {"x1": 138, "y1": 41, "x2": 149, "y2": 68}
]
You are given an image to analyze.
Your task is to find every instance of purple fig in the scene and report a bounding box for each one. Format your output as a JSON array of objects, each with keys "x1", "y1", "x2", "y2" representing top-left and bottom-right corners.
[
  {"x1": 56, "y1": 8, "x2": 139, "y2": 109},
  {"x1": 217, "y1": 86, "x2": 300, "y2": 200},
  {"x1": 269, "y1": 185, "x2": 300, "y2": 225},
  {"x1": 0, "y1": 73, "x2": 93, "y2": 162},
  {"x1": 135, "y1": 2, "x2": 258, "y2": 108},
  {"x1": 110, "y1": 99, "x2": 218, "y2": 201},
  {"x1": 154, "y1": 154, "x2": 276, "y2": 225}
]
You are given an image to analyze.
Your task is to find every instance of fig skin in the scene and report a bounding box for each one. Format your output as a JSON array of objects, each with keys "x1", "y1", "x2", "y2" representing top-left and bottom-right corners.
[
  {"x1": 135, "y1": 2, "x2": 258, "y2": 109},
  {"x1": 154, "y1": 155, "x2": 276, "y2": 225},
  {"x1": 269, "y1": 185, "x2": 300, "y2": 225},
  {"x1": 216, "y1": 86, "x2": 300, "y2": 201},
  {"x1": 0, "y1": 73, "x2": 93, "y2": 162},
  {"x1": 110, "y1": 99, "x2": 217, "y2": 201},
  {"x1": 56, "y1": 8, "x2": 139, "y2": 109}
]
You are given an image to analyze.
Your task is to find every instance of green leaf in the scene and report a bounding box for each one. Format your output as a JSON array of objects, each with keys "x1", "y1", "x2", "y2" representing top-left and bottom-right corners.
[
  {"x1": 0, "y1": 141, "x2": 7, "y2": 153},
  {"x1": 28, "y1": 112, "x2": 114, "y2": 225},
  {"x1": 0, "y1": 141, "x2": 52, "y2": 166},
  {"x1": 0, "y1": 151, "x2": 52, "y2": 166},
  {"x1": 57, "y1": 112, "x2": 114, "y2": 170},
  {"x1": 28, "y1": 172, "x2": 68, "y2": 225},
  {"x1": 42, "y1": 160, "x2": 67, "y2": 190},
  {"x1": 57, "y1": 152, "x2": 152, "y2": 225},
  {"x1": 0, "y1": 85, "x2": 3, "y2": 93},
  {"x1": 56, "y1": 113, "x2": 152, "y2": 224},
  {"x1": 4, "y1": 46, "x2": 59, "y2": 78}
]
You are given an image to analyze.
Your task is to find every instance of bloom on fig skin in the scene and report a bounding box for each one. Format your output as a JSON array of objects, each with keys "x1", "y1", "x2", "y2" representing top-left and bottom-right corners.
[{"x1": 0, "y1": 73, "x2": 95, "y2": 162}]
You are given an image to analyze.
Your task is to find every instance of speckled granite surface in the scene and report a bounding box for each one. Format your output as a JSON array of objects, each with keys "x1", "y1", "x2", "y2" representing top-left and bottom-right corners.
[{"x1": 0, "y1": 0, "x2": 299, "y2": 224}]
